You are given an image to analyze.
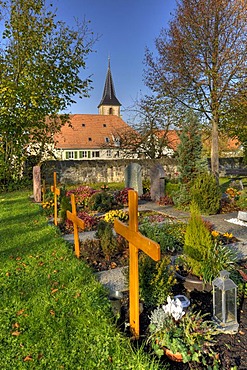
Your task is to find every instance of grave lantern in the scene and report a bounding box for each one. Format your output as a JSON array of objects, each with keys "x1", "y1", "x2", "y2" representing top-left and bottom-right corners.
[{"x1": 212, "y1": 270, "x2": 239, "y2": 334}]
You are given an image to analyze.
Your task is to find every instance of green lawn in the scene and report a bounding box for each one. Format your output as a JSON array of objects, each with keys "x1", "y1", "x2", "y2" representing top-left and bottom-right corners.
[{"x1": 0, "y1": 191, "x2": 160, "y2": 370}]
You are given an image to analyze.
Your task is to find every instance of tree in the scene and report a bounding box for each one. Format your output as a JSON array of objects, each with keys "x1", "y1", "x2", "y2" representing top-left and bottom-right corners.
[
  {"x1": 117, "y1": 95, "x2": 176, "y2": 159},
  {"x1": 176, "y1": 110, "x2": 206, "y2": 184},
  {"x1": 0, "y1": 0, "x2": 95, "y2": 185},
  {"x1": 222, "y1": 88, "x2": 247, "y2": 162},
  {"x1": 144, "y1": 0, "x2": 247, "y2": 181}
]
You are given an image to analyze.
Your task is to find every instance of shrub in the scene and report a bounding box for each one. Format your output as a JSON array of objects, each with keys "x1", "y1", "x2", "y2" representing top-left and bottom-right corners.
[
  {"x1": 183, "y1": 201, "x2": 214, "y2": 279},
  {"x1": 139, "y1": 254, "x2": 176, "y2": 307},
  {"x1": 88, "y1": 191, "x2": 114, "y2": 212},
  {"x1": 79, "y1": 238, "x2": 102, "y2": 262},
  {"x1": 59, "y1": 195, "x2": 72, "y2": 222},
  {"x1": 139, "y1": 221, "x2": 185, "y2": 254},
  {"x1": 191, "y1": 173, "x2": 221, "y2": 215},
  {"x1": 96, "y1": 220, "x2": 119, "y2": 260},
  {"x1": 170, "y1": 184, "x2": 192, "y2": 210}
]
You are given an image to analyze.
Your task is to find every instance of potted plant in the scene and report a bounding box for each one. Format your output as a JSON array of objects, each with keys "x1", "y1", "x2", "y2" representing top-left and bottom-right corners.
[{"x1": 148, "y1": 296, "x2": 220, "y2": 367}]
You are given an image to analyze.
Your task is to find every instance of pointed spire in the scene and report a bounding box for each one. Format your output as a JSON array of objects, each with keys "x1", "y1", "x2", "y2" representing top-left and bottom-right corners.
[{"x1": 98, "y1": 59, "x2": 121, "y2": 108}]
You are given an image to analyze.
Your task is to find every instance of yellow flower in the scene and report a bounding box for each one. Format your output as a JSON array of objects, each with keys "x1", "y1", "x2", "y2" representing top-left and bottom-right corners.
[
  {"x1": 223, "y1": 232, "x2": 233, "y2": 239},
  {"x1": 211, "y1": 230, "x2": 219, "y2": 238}
]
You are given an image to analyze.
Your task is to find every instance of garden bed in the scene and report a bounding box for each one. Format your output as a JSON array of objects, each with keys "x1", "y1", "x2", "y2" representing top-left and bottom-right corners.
[{"x1": 115, "y1": 278, "x2": 247, "y2": 370}]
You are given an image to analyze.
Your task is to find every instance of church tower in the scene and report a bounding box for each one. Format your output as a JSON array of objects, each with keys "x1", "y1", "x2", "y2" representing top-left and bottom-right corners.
[{"x1": 98, "y1": 59, "x2": 121, "y2": 116}]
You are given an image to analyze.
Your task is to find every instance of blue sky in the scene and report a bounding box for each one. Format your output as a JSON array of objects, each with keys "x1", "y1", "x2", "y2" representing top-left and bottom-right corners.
[{"x1": 55, "y1": 0, "x2": 177, "y2": 120}]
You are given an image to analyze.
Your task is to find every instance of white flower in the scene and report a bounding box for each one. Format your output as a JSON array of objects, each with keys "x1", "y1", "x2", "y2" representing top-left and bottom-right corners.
[{"x1": 162, "y1": 296, "x2": 185, "y2": 321}]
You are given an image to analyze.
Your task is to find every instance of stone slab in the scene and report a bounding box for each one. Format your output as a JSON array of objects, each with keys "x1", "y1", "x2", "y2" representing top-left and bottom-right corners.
[
  {"x1": 238, "y1": 211, "x2": 247, "y2": 222},
  {"x1": 95, "y1": 266, "x2": 128, "y2": 293},
  {"x1": 62, "y1": 231, "x2": 97, "y2": 243}
]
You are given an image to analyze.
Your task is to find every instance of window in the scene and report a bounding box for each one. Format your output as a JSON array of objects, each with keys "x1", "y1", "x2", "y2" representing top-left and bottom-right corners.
[
  {"x1": 105, "y1": 137, "x2": 110, "y2": 143},
  {"x1": 79, "y1": 151, "x2": 87, "y2": 158},
  {"x1": 92, "y1": 151, "x2": 100, "y2": 158},
  {"x1": 106, "y1": 150, "x2": 112, "y2": 157},
  {"x1": 65, "y1": 151, "x2": 77, "y2": 159},
  {"x1": 65, "y1": 151, "x2": 74, "y2": 159},
  {"x1": 82, "y1": 123, "x2": 85, "y2": 127},
  {"x1": 103, "y1": 123, "x2": 107, "y2": 127},
  {"x1": 88, "y1": 137, "x2": 92, "y2": 141},
  {"x1": 109, "y1": 107, "x2": 113, "y2": 115}
]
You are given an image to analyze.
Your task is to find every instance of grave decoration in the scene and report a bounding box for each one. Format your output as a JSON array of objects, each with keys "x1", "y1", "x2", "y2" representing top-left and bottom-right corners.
[
  {"x1": 114, "y1": 189, "x2": 160, "y2": 338},
  {"x1": 41, "y1": 180, "x2": 46, "y2": 203},
  {"x1": 212, "y1": 270, "x2": 239, "y2": 334},
  {"x1": 50, "y1": 172, "x2": 60, "y2": 226},
  {"x1": 66, "y1": 193, "x2": 85, "y2": 258}
]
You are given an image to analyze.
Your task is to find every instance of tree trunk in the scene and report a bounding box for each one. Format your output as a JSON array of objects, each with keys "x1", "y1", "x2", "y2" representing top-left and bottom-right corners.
[{"x1": 211, "y1": 118, "x2": 219, "y2": 184}]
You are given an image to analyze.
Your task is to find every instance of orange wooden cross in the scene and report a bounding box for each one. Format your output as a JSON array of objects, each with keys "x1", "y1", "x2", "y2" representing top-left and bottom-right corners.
[
  {"x1": 41, "y1": 180, "x2": 46, "y2": 203},
  {"x1": 114, "y1": 190, "x2": 160, "y2": 338},
  {"x1": 66, "y1": 194, "x2": 85, "y2": 258},
  {"x1": 51, "y1": 172, "x2": 60, "y2": 226}
]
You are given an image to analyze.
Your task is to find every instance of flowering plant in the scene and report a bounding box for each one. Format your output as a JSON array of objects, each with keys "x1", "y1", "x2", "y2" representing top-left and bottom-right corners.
[
  {"x1": 104, "y1": 209, "x2": 128, "y2": 223},
  {"x1": 225, "y1": 187, "x2": 241, "y2": 201},
  {"x1": 148, "y1": 296, "x2": 219, "y2": 366},
  {"x1": 41, "y1": 199, "x2": 55, "y2": 216},
  {"x1": 66, "y1": 186, "x2": 97, "y2": 208}
]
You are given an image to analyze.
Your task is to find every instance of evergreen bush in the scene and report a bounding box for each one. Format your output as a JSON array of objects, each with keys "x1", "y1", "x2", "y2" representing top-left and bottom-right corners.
[
  {"x1": 139, "y1": 254, "x2": 176, "y2": 307},
  {"x1": 176, "y1": 110, "x2": 206, "y2": 184},
  {"x1": 59, "y1": 195, "x2": 72, "y2": 222},
  {"x1": 183, "y1": 201, "x2": 214, "y2": 278},
  {"x1": 95, "y1": 220, "x2": 119, "y2": 260},
  {"x1": 191, "y1": 173, "x2": 221, "y2": 215},
  {"x1": 172, "y1": 184, "x2": 192, "y2": 210},
  {"x1": 88, "y1": 191, "x2": 114, "y2": 212}
]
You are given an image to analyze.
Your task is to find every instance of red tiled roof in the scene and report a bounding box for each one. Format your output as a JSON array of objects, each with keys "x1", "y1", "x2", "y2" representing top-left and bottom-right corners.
[
  {"x1": 156, "y1": 130, "x2": 180, "y2": 150},
  {"x1": 158, "y1": 130, "x2": 241, "y2": 152},
  {"x1": 54, "y1": 114, "x2": 133, "y2": 149}
]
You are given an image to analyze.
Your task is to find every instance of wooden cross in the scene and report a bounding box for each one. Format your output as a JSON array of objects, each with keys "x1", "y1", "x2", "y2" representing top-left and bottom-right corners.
[
  {"x1": 114, "y1": 190, "x2": 160, "y2": 338},
  {"x1": 41, "y1": 180, "x2": 46, "y2": 203},
  {"x1": 66, "y1": 194, "x2": 85, "y2": 258},
  {"x1": 51, "y1": 172, "x2": 60, "y2": 226}
]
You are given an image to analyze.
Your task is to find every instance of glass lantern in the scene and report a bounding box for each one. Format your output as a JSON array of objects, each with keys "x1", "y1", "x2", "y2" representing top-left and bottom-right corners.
[{"x1": 212, "y1": 270, "x2": 239, "y2": 334}]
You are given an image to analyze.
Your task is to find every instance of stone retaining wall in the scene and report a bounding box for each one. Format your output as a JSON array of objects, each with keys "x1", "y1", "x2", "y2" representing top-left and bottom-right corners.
[
  {"x1": 40, "y1": 157, "x2": 245, "y2": 185},
  {"x1": 41, "y1": 158, "x2": 178, "y2": 185}
]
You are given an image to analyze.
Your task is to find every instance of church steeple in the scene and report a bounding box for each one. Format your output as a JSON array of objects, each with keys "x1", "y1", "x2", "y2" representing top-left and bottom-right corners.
[{"x1": 98, "y1": 59, "x2": 121, "y2": 116}]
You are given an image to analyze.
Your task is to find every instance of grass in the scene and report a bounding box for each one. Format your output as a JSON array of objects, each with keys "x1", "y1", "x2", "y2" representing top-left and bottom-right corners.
[{"x1": 0, "y1": 190, "x2": 161, "y2": 369}]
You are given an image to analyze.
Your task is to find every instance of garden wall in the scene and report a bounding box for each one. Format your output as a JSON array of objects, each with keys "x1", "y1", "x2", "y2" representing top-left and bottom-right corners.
[
  {"x1": 41, "y1": 158, "x2": 178, "y2": 185},
  {"x1": 40, "y1": 157, "x2": 246, "y2": 185}
]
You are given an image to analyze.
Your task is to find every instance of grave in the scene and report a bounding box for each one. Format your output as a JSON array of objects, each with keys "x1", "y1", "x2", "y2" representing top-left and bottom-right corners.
[
  {"x1": 66, "y1": 193, "x2": 85, "y2": 258},
  {"x1": 33, "y1": 165, "x2": 41, "y2": 203},
  {"x1": 150, "y1": 163, "x2": 165, "y2": 202},
  {"x1": 51, "y1": 172, "x2": 60, "y2": 226},
  {"x1": 124, "y1": 163, "x2": 143, "y2": 196},
  {"x1": 114, "y1": 189, "x2": 160, "y2": 338}
]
